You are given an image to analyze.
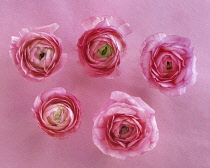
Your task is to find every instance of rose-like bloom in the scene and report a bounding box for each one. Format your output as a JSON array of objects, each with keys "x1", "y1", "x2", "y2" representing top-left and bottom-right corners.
[
  {"x1": 77, "y1": 16, "x2": 132, "y2": 78},
  {"x1": 32, "y1": 87, "x2": 81, "y2": 139},
  {"x1": 92, "y1": 91, "x2": 159, "y2": 159},
  {"x1": 140, "y1": 33, "x2": 197, "y2": 96},
  {"x1": 9, "y1": 23, "x2": 68, "y2": 81}
]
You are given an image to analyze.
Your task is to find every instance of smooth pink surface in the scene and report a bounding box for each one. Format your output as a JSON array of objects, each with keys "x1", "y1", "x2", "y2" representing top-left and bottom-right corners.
[{"x1": 0, "y1": 0, "x2": 209, "y2": 168}]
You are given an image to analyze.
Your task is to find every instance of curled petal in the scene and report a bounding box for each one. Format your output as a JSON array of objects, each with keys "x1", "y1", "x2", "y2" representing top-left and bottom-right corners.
[
  {"x1": 163, "y1": 35, "x2": 191, "y2": 47},
  {"x1": 82, "y1": 16, "x2": 132, "y2": 37},
  {"x1": 29, "y1": 23, "x2": 59, "y2": 34},
  {"x1": 140, "y1": 32, "x2": 166, "y2": 52}
]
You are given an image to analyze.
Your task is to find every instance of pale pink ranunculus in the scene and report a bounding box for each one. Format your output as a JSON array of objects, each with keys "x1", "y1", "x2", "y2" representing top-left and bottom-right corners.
[
  {"x1": 140, "y1": 33, "x2": 197, "y2": 96},
  {"x1": 77, "y1": 16, "x2": 132, "y2": 78},
  {"x1": 10, "y1": 23, "x2": 68, "y2": 81},
  {"x1": 92, "y1": 91, "x2": 159, "y2": 159},
  {"x1": 32, "y1": 87, "x2": 81, "y2": 139}
]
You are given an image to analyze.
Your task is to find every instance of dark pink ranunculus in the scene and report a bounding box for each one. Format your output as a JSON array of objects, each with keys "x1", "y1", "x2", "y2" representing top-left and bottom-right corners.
[
  {"x1": 10, "y1": 23, "x2": 68, "y2": 81},
  {"x1": 32, "y1": 87, "x2": 81, "y2": 139},
  {"x1": 77, "y1": 16, "x2": 132, "y2": 78},
  {"x1": 92, "y1": 91, "x2": 159, "y2": 159},
  {"x1": 140, "y1": 33, "x2": 197, "y2": 96}
]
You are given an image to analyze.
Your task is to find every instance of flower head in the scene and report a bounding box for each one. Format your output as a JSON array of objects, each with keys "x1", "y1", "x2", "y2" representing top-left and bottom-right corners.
[
  {"x1": 93, "y1": 91, "x2": 159, "y2": 159},
  {"x1": 77, "y1": 16, "x2": 132, "y2": 78},
  {"x1": 10, "y1": 23, "x2": 68, "y2": 81},
  {"x1": 140, "y1": 33, "x2": 197, "y2": 96},
  {"x1": 32, "y1": 87, "x2": 81, "y2": 139}
]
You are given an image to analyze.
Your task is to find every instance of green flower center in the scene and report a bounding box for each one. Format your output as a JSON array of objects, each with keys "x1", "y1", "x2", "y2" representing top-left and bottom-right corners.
[
  {"x1": 54, "y1": 108, "x2": 62, "y2": 120},
  {"x1": 98, "y1": 44, "x2": 112, "y2": 58}
]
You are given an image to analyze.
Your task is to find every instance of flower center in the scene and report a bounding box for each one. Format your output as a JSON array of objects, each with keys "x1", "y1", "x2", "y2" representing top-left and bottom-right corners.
[
  {"x1": 54, "y1": 107, "x2": 62, "y2": 120},
  {"x1": 166, "y1": 61, "x2": 172, "y2": 70},
  {"x1": 39, "y1": 52, "x2": 45, "y2": 60},
  {"x1": 98, "y1": 44, "x2": 112, "y2": 58},
  {"x1": 46, "y1": 106, "x2": 65, "y2": 126},
  {"x1": 119, "y1": 125, "x2": 129, "y2": 135}
]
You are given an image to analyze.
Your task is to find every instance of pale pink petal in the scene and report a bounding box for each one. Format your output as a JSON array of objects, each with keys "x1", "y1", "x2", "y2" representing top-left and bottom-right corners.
[
  {"x1": 188, "y1": 55, "x2": 198, "y2": 86},
  {"x1": 141, "y1": 39, "x2": 160, "y2": 53},
  {"x1": 104, "y1": 67, "x2": 120, "y2": 79},
  {"x1": 28, "y1": 23, "x2": 59, "y2": 34},
  {"x1": 106, "y1": 106, "x2": 137, "y2": 116},
  {"x1": 163, "y1": 35, "x2": 191, "y2": 47},
  {"x1": 117, "y1": 23, "x2": 132, "y2": 36},
  {"x1": 132, "y1": 97, "x2": 155, "y2": 114},
  {"x1": 81, "y1": 16, "x2": 102, "y2": 30},
  {"x1": 95, "y1": 18, "x2": 111, "y2": 28},
  {"x1": 144, "y1": 32, "x2": 166, "y2": 44},
  {"x1": 9, "y1": 36, "x2": 19, "y2": 64},
  {"x1": 33, "y1": 95, "x2": 42, "y2": 111},
  {"x1": 140, "y1": 52, "x2": 152, "y2": 80},
  {"x1": 104, "y1": 16, "x2": 125, "y2": 28},
  {"x1": 20, "y1": 28, "x2": 29, "y2": 36},
  {"x1": 159, "y1": 86, "x2": 186, "y2": 96},
  {"x1": 49, "y1": 53, "x2": 68, "y2": 75},
  {"x1": 40, "y1": 87, "x2": 67, "y2": 102},
  {"x1": 110, "y1": 91, "x2": 132, "y2": 102}
]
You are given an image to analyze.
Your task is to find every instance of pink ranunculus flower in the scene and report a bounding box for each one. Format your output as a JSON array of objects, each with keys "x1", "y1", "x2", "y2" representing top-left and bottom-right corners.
[
  {"x1": 77, "y1": 16, "x2": 132, "y2": 78},
  {"x1": 92, "y1": 91, "x2": 159, "y2": 159},
  {"x1": 140, "y1": 33, "x2": 197, "y2": 96},
  {"x1": 9, "y1": 23, "x2": 68, "y2": 81},
  {"x1": 32, "y1": 87, "x2": 81, "y2": 139}
]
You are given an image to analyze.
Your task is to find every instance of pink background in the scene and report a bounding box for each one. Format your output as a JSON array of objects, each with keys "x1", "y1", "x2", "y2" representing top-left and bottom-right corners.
[{"x1": 0, "y1": 0, "x2": 210, "y2": 168}]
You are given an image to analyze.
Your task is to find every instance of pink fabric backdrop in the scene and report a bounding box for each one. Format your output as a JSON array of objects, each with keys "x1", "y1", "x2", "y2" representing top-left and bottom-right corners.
[{"x1": 0, "y1": 0, "x2": 209, "y2": 167}]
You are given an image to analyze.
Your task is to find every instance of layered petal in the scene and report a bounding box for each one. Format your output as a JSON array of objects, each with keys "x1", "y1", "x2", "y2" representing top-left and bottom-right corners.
[
  {"x1": 93, "y1": 91, "x2": 159, "y2": 159},
  {"x1": 140, "y1": 33, "x2": 197, "y2": 96},
  {"x1": 78, "y1": 16, "x2": 131, "y2": 78},
  {"x1": 9, "y1": 23, "x2": 67, "y2": 81},
  {"x1": 32, "y1": 87, "x2": 82, "y2": 139}
]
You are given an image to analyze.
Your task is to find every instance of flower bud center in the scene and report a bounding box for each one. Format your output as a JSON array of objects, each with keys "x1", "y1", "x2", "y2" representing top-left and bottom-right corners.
[
  {"x1": 119, "y1": 125, "x2": 129, "y2": 135},
  {"x1": 54, "y1": 107, "x2": 62, "y2": 120},
  {"x1": 166, "y1": 61, "x2": 172, "y2": 70},
  {"x1": 39, "y1": 52, "x2": 45, "y2": 60},
  {"x1": 98, "y1": 44, "x2": 112, "y2": 58}
]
